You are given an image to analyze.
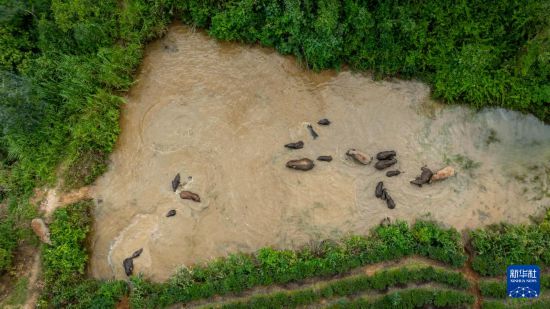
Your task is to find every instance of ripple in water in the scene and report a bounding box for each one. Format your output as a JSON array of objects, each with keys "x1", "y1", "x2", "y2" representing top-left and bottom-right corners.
[{"x1": 88, "y1": 24, "x2": 550, "y2": 281}]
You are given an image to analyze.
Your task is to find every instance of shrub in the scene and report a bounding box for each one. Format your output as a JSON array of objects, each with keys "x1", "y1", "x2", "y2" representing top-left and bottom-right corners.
[
  {"x1": 479, "y1": 280, "x2": 507, "y2": 298},
  {"x1": 483, "y1": 300, "x2": 550, "y2": 309},
  {"x1": 470, "y1": 215, "x2": 550, "y2": 276},
  {"x1": 412, "y1": 221, "x2": 467, "y2": 267},
  {"x1": 221, "y1": 266, "x2": 469, "y2": 308},
  {"x1": 130, "y1": 220, "x2": 466, "y2": 306},
  {"x1": 177, "y1": 0, "x2": 550, "y2": 121},
  {"x1": 480, "y1": 275, "x2": 550, "y2": 299},
  {"x1": 328, "y1": 288, "x2": 474, "y2": 308},
  {"x1": 39, "y1": 201, "x2": 127, "y2": 308},
  {"x1": 41, "y1": 201, "x2": 93, "y2": 306},
  {"x1": 0, "y1": 216, "x2": 17, "y2": 273}
]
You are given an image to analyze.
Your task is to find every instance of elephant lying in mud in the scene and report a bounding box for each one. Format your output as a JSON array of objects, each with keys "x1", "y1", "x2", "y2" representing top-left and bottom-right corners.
[
  {"x1": 285, "y1": 141, "x2": 304, "y2": 149},
  {"x1": 386, "y1": 170, "x2": 401, "y2": 177},
  {"x1": 317, "y1": 155, "x2": 333, "y2": 162},
  {"x1": 346, "y1": 149, "x2": 372, "y2": 165},
  {"x1": 431, "y1": 166, "x2": 455, "y2": 182},
  {"x1": 123, "y1": 248, "x2": 143, "y2": 276},
  {"x1": 171, "y1": 173, "x2": 180, "y2": 192},
  {"x1": 180, "y1": 191, "x2": 201, "y2": 202},
  {"x1": 286, "y1": 158, "x2": 315, "y2": 171}
]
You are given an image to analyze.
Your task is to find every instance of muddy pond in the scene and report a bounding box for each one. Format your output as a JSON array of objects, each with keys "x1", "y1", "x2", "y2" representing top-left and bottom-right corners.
[{"x1": 89, "y1": 25, "x2": 550, "y2": 281}]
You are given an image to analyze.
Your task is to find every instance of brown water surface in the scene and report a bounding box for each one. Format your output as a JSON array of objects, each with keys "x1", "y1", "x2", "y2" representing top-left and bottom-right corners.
[{"x1": 89, "y1": 25, "x2": 550, "y2": 281}]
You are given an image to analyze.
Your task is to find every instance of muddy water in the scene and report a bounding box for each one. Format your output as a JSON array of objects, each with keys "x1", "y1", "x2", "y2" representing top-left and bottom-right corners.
[{"x1": 89, "y1": 25, "x2": 550, "y2": 281}]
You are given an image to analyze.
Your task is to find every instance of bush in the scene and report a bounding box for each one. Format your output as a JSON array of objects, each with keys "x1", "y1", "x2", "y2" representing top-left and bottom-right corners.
[
  {"x1": 329, "y1": 288, "x2": 474, "y2": 308},
  {"x1": 130, "y1": 220, "x2": 466, "y2": 306},
  {"x1": 222, "y1": 266, "x2": 469, "y2": 308},
  {"x1": 39, "y1": 200, "x2": 127, "y2": 308},
  {"x1": 480, "y1": 275, "x2": 550, "y2": 299},
  {"x1": 412, "y1": 221, "x2": 467, "y2": 267},
  {"x1": 483, "y1": 300, "x2": 550, "y2": 309},
  {"x1": 41, "y1": 201, "x2": 93, "y2": 306},
  {"x1": 470, "y1": 212, "x2": 550, "y2": 276},
  {"x1": 178, "y1": 0, "x2": 549, "y2": 122},
  {"x1": 0, "y1": 0, "x2": 174, "y2": 280},
  {"x1": 0, "y1": 0, "x2": 175, "y2": 196},
  {"x1": 0, "y1": 196, "x2": 35, "y2": 274},
  {"x1": 0, "y1": 216, "x2": 17, "y2": 273},
  {"x1": 479, "y1": 280, "x2": 507, "y2": 298}
]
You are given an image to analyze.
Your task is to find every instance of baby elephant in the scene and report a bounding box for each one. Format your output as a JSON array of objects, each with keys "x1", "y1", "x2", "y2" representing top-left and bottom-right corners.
[
  {"x1": 317, "y1": 155, "x2": 333, "y2": 162},
  {"x1": 386, "y1": 170, "x2": 401, "y2": 177},
  {"x1": 286, "y1": 158, "x2": 315, "y2": 171},
  {"x1": 285, "y1": 141, "x2": 304, "y2": 149}
]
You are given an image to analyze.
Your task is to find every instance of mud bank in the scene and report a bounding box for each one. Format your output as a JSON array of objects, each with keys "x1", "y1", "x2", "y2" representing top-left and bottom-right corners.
[{"x1": 89, "y1": 25, "x2": 550, "y2": 281}]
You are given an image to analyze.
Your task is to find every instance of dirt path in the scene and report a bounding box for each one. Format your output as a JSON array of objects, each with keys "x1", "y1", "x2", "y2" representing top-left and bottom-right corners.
[
  {"x1": 8, "y1": 185, "x2": 92, "y2": 308},
  {"x1": 22, "y1": 251, "x2": 42, "y2": 309},
  {"x1": 39, "y1": 186, "x2": 92, "y2": 219},
  {"x1": 464, "y1": 242, "x2": 482, "y2": 309}
]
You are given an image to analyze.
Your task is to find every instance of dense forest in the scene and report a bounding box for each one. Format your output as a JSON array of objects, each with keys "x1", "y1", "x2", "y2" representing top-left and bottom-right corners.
[{"x1": 0, "y1": 0, "x2": 549, "y2": 307}]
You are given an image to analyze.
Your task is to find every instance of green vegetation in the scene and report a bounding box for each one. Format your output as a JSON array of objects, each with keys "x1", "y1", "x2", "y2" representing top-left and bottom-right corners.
[
  {"x1": 0, "y1": 0, "x2": 173, "y2": 274},
  {"x1": 1, "y1": 0, "x2": 549, "y2": 306},
  {"x1": 480, "y1": 275, "x2": 550, "y2": 300},
  {"x1": 0, "y1": 0, "x2": 173, "y2": 192},
  {"x1": 483, "y1": 300, "x2": 550, "y2": 309},
  {"x1": 0, "y1": 196, "x2": 36, "y2": 273},
  {"x1": 0, "y1": 215, "x2": 16, "y2": 272},
  {"x1": 38, "y1": 198, "x2": 468, "y2": 308},
  {"x1": 479, "y1": 280, "x2": 508, "y2": 299},
  {"x1": 444, "y1": 154, "x2": 482, "y2": 171},
  {"x1": 219, "y1": 266, "x2": 469, "y2": 308},
  {"x1": 180, "y1": 0, "x2": 550, "y2": 121},
  {"x1": 129, "y1": 220, "x2": 466, "y2": 307},
  {"x1": 1, "y1": 0, "x2": 548, "y2": 278},
  {"x1": 469, "y1": 210, "x2": 550, "y2": 276},
  {"x1": 29, "y1": 199, "x2": 550, "y2": 308},
  {"x1": 38, "y1": 200, "x2": 127, "y2": 308},
  {"x1": 328, "y1": 288, "x2": 474, "y2": 308}
]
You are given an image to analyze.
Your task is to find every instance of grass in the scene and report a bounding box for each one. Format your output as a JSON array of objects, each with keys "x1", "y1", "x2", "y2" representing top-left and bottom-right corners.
[
  {"x1": 443, "y1": 154, "x2": 482, "y2": 171},
  {"x1": 1, "y1": 276, "x2": 29, "y2": 306}
]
